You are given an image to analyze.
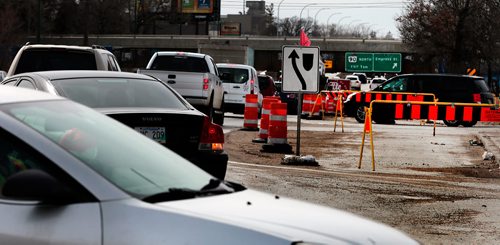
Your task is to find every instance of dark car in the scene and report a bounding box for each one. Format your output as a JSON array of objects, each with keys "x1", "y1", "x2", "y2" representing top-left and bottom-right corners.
[
  {"x1": 1, "y1": 70, "x2": 228, "y2": 179},
  {"x1": 257, "y1": 75, "x2": 277, "y2": 97},
  {"x1": 274, "y1": 80, "x2": 299, "y2": 114},
  {"x1": 344, "y1": 74, "x2": 495, "y2": 127}
]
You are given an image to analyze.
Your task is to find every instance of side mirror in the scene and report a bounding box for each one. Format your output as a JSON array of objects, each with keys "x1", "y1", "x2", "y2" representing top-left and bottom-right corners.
[
  {"x1": 2, "y1": 169, "x2": 74, "y2": 204},
  {"x1": 219, "y1": 72, "x2": 233, "y2": 81}
]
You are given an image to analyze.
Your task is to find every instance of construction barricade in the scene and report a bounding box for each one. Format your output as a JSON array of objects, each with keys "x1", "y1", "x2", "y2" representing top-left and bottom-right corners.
[
  {"x1": 359, "y1": 100, "x2": 500, "y2": 171},
  {"x1": 242, "y1": 94, "x2": 259, "y2": 131},
  {"x1": 253, "y1": 96, "x2": 280, "y2": 143},
  {"x1": 262, "y1": 101, "x2": 293, "y2": 153}
]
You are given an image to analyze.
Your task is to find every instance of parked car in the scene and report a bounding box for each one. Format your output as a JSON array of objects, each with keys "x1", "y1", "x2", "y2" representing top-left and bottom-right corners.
[
  {"x1": 353, "y1": 72, "x2": 368, "y2": 84},
  {"x1": 369, "y1": 77, "x2": 387, "y2": 90},
  {"x1": 0, "y1": 86, "x2": 418, "y2": 245},
  {"x1": 137, "y1": 51, "x2": 225, "y2": 125},
  {"x1": 216, "y1": 63, "x2": 260, "y2": 114},
  {"x1": 1, "y1": 71, "x2": 228, "y2": 179},
  {"x1": 4, "y1": 43, "x2": 120, "y2": 79},
  {"x1": 344, "y1": 74, "x2": 495, "y2": 126},
  {"x1": 345, "y1": 75, "x2": 362, "y2": 90}
]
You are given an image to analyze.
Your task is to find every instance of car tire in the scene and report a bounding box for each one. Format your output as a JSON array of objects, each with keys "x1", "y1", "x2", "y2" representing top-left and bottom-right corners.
[
  {"x1": 443, "y1": 120, "x2": 461, "y2": 127},
  {"x1": 213, "y1": 97, "x2": 225, "y2": 126},
  {"x1": 354, "y1": 105, "x2": 366, "y2": 123},
  {"x1": 461, "y1": 120, "x2": 477, "y2": 127}
]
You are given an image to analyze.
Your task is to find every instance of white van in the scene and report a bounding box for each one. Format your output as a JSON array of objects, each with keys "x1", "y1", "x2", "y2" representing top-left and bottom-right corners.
[{"x1": 217, "y1": 63, "x2": 261, "y2": 114}]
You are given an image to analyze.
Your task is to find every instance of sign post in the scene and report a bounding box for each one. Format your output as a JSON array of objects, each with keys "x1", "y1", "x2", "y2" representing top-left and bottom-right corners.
[
  {"x1": 345, "y1": 52, "x2": 402, "y2": 73},
  {"x1": 282, "y1": 45, "x2": 320, "y2": 156}
]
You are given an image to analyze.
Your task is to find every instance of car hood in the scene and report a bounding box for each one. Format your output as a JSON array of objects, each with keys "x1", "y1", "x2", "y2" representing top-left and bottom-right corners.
[{"x1": 157, "y1": 189, "x2": 418, "y2": 244}]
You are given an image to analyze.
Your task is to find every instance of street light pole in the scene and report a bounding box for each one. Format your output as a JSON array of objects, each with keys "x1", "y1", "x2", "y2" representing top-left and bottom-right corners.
[
  {"x1": 299, "y1": 3, "x2": 317, "y2": 29},
  {"x1": 314, "y1": 8, "x2": 329, "y2": 26},
  {"x1": 325, "y1": 12, "x2": 341, "y2": 38},
  {"x1": 277, "y1": 0, "x2": 286, "y2": 36}
]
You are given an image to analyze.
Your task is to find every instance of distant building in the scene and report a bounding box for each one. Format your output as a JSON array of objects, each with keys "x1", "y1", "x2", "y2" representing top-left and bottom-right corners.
[{"x1": 221, "y1": 1, "x2": 267, "y2": 36}]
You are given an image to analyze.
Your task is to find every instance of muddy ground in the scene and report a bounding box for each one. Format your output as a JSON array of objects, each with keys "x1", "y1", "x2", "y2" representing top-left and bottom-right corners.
[{"x1": 224, "y1": 127, "x2": 500, "y2": 244}]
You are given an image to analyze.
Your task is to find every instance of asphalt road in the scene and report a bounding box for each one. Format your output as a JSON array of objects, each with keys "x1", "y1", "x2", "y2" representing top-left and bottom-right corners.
[{"x1": 222, "y1": 113, "x2": 500, "y2": 244}]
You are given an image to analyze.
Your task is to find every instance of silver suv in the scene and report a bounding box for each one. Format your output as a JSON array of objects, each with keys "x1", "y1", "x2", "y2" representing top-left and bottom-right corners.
[{"x1": 5, "y1": 44, "x2": 120, "y2": 78}]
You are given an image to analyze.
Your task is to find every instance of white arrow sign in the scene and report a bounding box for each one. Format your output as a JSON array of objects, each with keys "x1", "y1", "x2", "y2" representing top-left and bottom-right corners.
[{"x1": 282, "y1": 46, "x2": 320, "y2": 93}]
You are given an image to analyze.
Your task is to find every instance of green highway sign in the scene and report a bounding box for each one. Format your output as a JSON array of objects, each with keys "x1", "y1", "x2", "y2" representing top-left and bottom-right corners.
[{"x1": 345, "y1": 53, "x2": 401, "y2": 72}]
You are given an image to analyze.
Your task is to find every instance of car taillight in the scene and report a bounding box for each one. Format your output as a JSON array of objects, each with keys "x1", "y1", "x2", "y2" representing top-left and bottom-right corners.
[
  {"x1": 250, "y1": 79, "x2": 255, "y2": 94},
  {"x1": 472, "y1": 93, "x2": 481, "y2": 103},
  {"x1": 203, "y1": 75, "x2": 209, "y2": 90},
  {"x1": 199, "y1": 116, "x2": 224, "y2": 151}
]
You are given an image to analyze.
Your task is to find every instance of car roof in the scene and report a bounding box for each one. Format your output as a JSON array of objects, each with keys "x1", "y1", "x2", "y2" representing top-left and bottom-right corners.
[
  {"x1": 217, "y1": 63, "x2": 254, "y2": 69},
  {"x1": 155, "y1": 51, "x2": 206, "y2": 58},
  {"x1": 0, "y1": 86, "x2": 64, "y2": 104},
  {"x1": 23, "y1": 44, "x2": 102, "y2": 52},
  {"x1": 11, "y1": 70, "x2": 156, "y2": 81},
  {"x1": 395, "y1": 73, "x2": 483, "y2": 79}
]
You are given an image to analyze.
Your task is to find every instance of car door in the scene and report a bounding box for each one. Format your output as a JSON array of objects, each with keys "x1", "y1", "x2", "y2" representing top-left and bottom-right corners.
[{"x1": 0, "y1": 126, "x2": 102, "y2": 245}]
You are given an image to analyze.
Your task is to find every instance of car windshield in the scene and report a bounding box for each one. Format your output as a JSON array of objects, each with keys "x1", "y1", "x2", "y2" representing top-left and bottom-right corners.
[
  {"x1": 218, "y1": 67, "x2": 249, "y2": 84},
  {"x1": 1, "y1": 100, "x2": 212, "y2": 198},
  {"x1": 51, "y1": 77, "x2": 189, "y2": 109},
  {"x1": 150, "y1": 55, "x2": 209, "y2": 73},
  {"x1": 15, "y1": 49, "x2": 97, "y2": 75}
]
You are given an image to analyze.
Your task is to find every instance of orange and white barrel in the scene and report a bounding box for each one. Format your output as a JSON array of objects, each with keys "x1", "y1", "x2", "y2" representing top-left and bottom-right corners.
[
  {"x1": 243, "y1": 94, "x2": 259, "y2": 130},
  {"x1": 268, "y1": 102, "x2": 288, "y2": 144},
  {"x1": 257, "y1": 97, "x2": 279, "y2": 140},
  {"x1": 302, "y1": 94, "x2": 313, "y2": 116}
]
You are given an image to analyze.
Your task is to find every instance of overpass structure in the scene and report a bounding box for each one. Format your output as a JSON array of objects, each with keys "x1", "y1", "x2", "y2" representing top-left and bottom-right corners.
[{"x1": 32, "y1": 35, "x2": 412, "y2": 76}]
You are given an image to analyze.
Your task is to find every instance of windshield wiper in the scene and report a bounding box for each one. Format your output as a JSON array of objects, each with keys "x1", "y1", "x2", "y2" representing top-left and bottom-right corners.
[{"x1": 142, "y1": 178, "x2": 239, "y2": 203}]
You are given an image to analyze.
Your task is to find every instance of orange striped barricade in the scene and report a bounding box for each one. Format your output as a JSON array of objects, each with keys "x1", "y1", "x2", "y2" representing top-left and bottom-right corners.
[
  {"x1": 261, "y1": 102, "x2": 293, "y2": 153},
  {"x1": 308, "y1": 93, "x2": 325, "y2": 119},
  {"x1": 325, "y1": 93, "x2": 335, "y2": 115},
  {"x1": 253, "y1": 97, "x2": 279, "y2": 143},
  {"x1": 242, "y1": 94, "x2": 259, "y2": 131},
  {"x1": 358, "y1": 100, "x2": 499, "y2": 171}
]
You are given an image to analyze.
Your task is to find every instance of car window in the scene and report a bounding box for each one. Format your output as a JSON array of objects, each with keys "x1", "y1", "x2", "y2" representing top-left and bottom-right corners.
[
  {"x1": 17, "y1": 79, "x2": 36, "y2": 90},
  {"x1": 1, "y1": 100, "x2": 212, "y2": 198},
  {"x1": 106, "y1": 54, "x2": 120, "y2": 71},
  {"x1": 218, "y1": 68, "x2": 249, "y2": 84},
  {"x1": 51, "y1": 78, "x2": 189, "y2": 109},
  {"x1": 380, "y1": 77, "x2": 408, "y2": 92},
  {"x1": 0, "y1": 128, "x2": 84, "y2": 200},
  {"x1": 14, "y1": 49, "x2": 97, "y2": 74},
  {"x1": 150, "y1": 56, "x2": 209, "y2": 73}
]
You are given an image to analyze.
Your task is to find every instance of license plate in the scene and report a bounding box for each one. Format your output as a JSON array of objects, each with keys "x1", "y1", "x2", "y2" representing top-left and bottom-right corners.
[{"x1": 135, "y1": 127, "x2": 166, "y2": 143}]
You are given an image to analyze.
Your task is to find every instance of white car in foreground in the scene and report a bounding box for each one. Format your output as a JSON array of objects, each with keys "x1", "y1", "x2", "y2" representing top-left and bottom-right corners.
[{"x1": 0, "y1": 87, "x2": 418, "y2": 244}]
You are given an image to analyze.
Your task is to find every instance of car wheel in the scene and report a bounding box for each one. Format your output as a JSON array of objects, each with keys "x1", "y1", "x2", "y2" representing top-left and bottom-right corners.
[
  {"x1": 213, "y1": 97, "x2": 225, "y2": 126},
  {"x1": 354, "y1": 105, "x2": 366, "y2": 123},
  {"x1": 461, "y1": 120, "x2": 477, "y2": 127},
  {"x1": 443, "y1": 120, "x2": 461, "y2": 127}
]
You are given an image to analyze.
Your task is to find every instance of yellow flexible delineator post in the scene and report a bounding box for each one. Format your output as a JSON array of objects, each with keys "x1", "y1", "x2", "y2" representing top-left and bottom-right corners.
[
  {"x1": 358, "y1": 107, "x2": 375, "y2": 171},
  {"x1": 333, "y1": 94, "x2": 345, "y2": 133}
]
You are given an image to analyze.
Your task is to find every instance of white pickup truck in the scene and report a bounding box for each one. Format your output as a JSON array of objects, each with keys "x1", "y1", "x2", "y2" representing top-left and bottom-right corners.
[{"x1": 138, "y1": 52, "x2": 225, "y2": 125}]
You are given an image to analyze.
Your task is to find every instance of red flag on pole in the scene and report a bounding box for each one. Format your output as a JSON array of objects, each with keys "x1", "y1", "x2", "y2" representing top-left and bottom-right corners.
[{"x1": 300, "y1": 28, "x2": 311, "y2": 46}]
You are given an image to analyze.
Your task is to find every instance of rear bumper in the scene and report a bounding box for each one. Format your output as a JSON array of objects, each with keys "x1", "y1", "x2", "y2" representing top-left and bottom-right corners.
[{"x1": 187, "y1": 151, "x2": 229, "y2": 180}]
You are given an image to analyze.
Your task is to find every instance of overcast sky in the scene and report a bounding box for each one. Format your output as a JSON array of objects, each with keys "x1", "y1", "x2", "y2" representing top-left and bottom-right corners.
[{"x1": 220, "y1": 0, "x2": 408, "y2": 38}]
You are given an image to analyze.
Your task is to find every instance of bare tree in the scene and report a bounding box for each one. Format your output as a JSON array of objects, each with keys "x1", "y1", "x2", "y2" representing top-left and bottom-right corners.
[{"x1": 397, "y1": 0, "x2": 500, "y2": 74}]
